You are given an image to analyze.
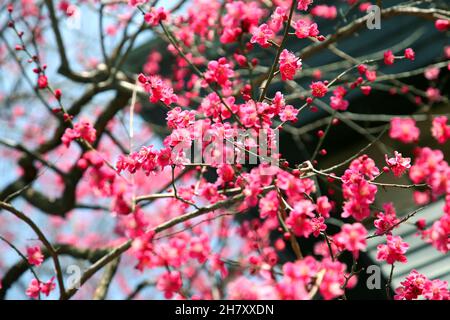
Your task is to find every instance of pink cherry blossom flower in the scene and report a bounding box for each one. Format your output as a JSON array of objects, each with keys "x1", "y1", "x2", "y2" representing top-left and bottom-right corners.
[
  {"x1": 294, "y1": 20, "x2": 319, "y2": 38},
  {"x1": 365, "y1": 69, "x2": 377, "y2": 82},
  {"x1": 250, "y1": 24, "x2": 274, "y2": 47},
  {"x1": 330, "y1": 86, "x2": 349, "y2": 110},
  {"x1": 385, "y1": 151, "x2": 411, "y2": 177},
  {"x1": 374, "y1": 202, "x2": 399, "y2": 235},
  {"x1": 311, "y1": 5, "x2": 337, "y2": 19},
  {"x1": 189, "y1": 234, "x2": 211, "y2": 263},
  {"x1": 384, "y1": 50, "x2": 395, "y2": 65},
  {"x1": 341, "y1": 156, "x2": 379, "y2": 221},
  {"x1": 297, "y1": 0, "x2": 314, "y2": 11},
  {"x1": 408, "y1": 147, "x2": 449, "y2": 199},
  {"x1": 144, "y1": 7, "x2": 168, "y2": 26},
  {"x1": 138, "y1": 73, "x2": 178, "y2": 105},
  {"x1": 435, "y1": 19, "x2": 449, "y2": 32},
  {"x1": 220, "y1": 1, "x2": 265, "y2": 44},
  {"x1": 132, "y1": 230, "x2": 156, "y2": 270},
  {"x1": 404, "y1": 48, "x2": 415, "y2": 60},
  {"x1": 279, "y1": 49, "x2": 302, "y2": 81},
  {"x1": 424, "y1": 66, "x2": 440, "y2": 80},
  {"x1": 333, "y1": 223, "x2": 368, "y2": 258},
  {"x1": 203, "y1": 57, "x2": 235, "y2": 89},
  {"x1": 128, "y1": 0, "x2": 147, "y2": 6},
  {"x1": 228, "y1": 277, "x2": 279, "y2": 299},
  {"x1": 394, "y1": 270, "x2": 428, "y2": 300},
  {"x1": 416, "y1": 218, "x2": 427, "y2": 230},
  {"x1": 282, "y1": 256, "x2": 320, "y2": 284},
  {"x1": 40, "y1": 277, "x2": 56, "y2": 296},
  {"x1": 156, "y1": 271, "x2": 183, "y2": 299},
  {"x1": 311, "y1": 216, "x2": 327, "y2": 237},
  {"x1": 431, "y1": 116, "x2": 450, "y2": 144},
  {"x1": 421, "y1": 214, "x2": 450, "y2": 253},
  {"x1": 217, "y1": 164, "x2": 235, "y2": 183},
  {"x1": 116, "y1": 146, "x2": 171, "y2": 176},
  {"x1": 342, "y1": 199, "x2": 372, "y2": 221},
  {"x1": 319, "y1": 259, "x2": 349, "y2": 300},
  {"x1": 279, "y1": 104, "x2": 299, "y2": 122},
  {"x1": 350, "y1": 154, "x2": 380, "y2": 179},
  {"x1": 166, "y1": 107, "x2": 196, "y2": 129},
  {"x1": 26, "y1": 279, "x2": 41, "y2": 299},
  {"x1": 269, "y1": 6, "x2": 287, "y2": 32},
  {"x1": 360, "y1": 85, "x2": 371, "y2": 95},
  {"x1": 389, "y1": 117, "x2": 420, "y2": 143},
  {"x1": 27, "y1": 246, "x2": 44, "y2": 266},
  {"x1": 310, "y1": 81, "x2": 328, "y2": 98},
  {"x1": 426, "y1": 87, "x2": 442, "y2": 102},
  {"x1": 270, "y1": 91, "x2": 286, "y2": 115},
  {"x1": 423, "y1": 279, "x2": 450, "y2": 300},
  {"x1": 37, "y1": 74, "x2": 48, "y2": 89},
  {"x1": 316, "y1": 196, "x2": 332, "y2": 218},
  {"x1": 61, "y1": 120, "x2": 97, "y2": 147},
  {"x1": 376, "y1": 235, "x2": 409, "y2": 264},
  {"x1": 286, "y1": 200, "x2": 316, "y2": 238},
  {"x1": 413, "y1": 191, "x2": 430, "y2": 205},
  {"x1": 259, "y1": 190, "x2": 279, "y2": 219}
]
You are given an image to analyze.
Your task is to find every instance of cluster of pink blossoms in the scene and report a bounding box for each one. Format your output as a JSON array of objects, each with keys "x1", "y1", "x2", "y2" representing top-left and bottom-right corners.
[
  {"x1": 78, "y1": 151, "x2": 117, "y2": 197},
  {"x1": 22, "y1": 246, "x2": 55, "y2": 299},
  {"x1": 268, "y1": 6, "x2": 288, "y2": 32},
  {"x1": 374, "y1": 203, "x2": 400, "y2": 235},
  {"x1": 203, "y1": 58, "x2": 235, "y2": 90},
  {"x1": 220, "y1": 1, "x2": 265, "y2": 44},
  {"x1": 143, "y1": 7, "x2": 168, "y2": 26},
  {"x1": 422, "y1": 211, "x2": 450, "y2": 253},
  {"x1": 409, "y1": 147, "x2": 450, "y2": 253},
  {"x1": 341, "y1": 155, "x2": 379, "y2": 221},
  {"x1": 294, "y1": 19, "x2": 319, "y2": 39},
  {"x1": 385, "y1": 151, "x2": 411, "y2": 177},
  {"x1": 376, "y1": 235, "x2": 409, "y2": 264},
  {"x1": 26, "y1": 278, "x2": 56, "y2": 299},
  {"x1": 330, "y1": 86, "x2": 349, "y2": 111},
  {"x1": 116, "y1": 145, "x2": 172, "y2": 176},
  {"x1": 11, "y1": 0, "x2": 450, "y2": 301},
  {"x1": 286, "y1": 200, "x2": 317, "y2": 238},
  {"x1": 279, "y1": 49, "x2": 302, "y2": 81},
  {"x1": 61, "y1": 120, "x2": 97, "y2": 147},
  {"x1": 157, "y1": 271, "x2": 183, "y2": 299},
  {"x1": 166, "y1": 107, "x2": 197, "y2": 129},
  {"x1": 410, "y1": 147, "x2": 448, "y2": 196},
  {"x1": 395, "y1": 270, "x2": 449, "y2": 300},
  {"x1": 250, "y1": 24, "x2": 274, "y2": 47},
  {"x1": 199, "y1": 93, "x2": 234, "y2": 122},
  {"x1": 138, "y1": 73, "x2": 178, "y2": 105},
  {"x1": 227, "y1": 255, "x2": 354, "y2": 300},
  {"x1": 3, "y1": 0, "x2": 450, "y2": 303}
]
